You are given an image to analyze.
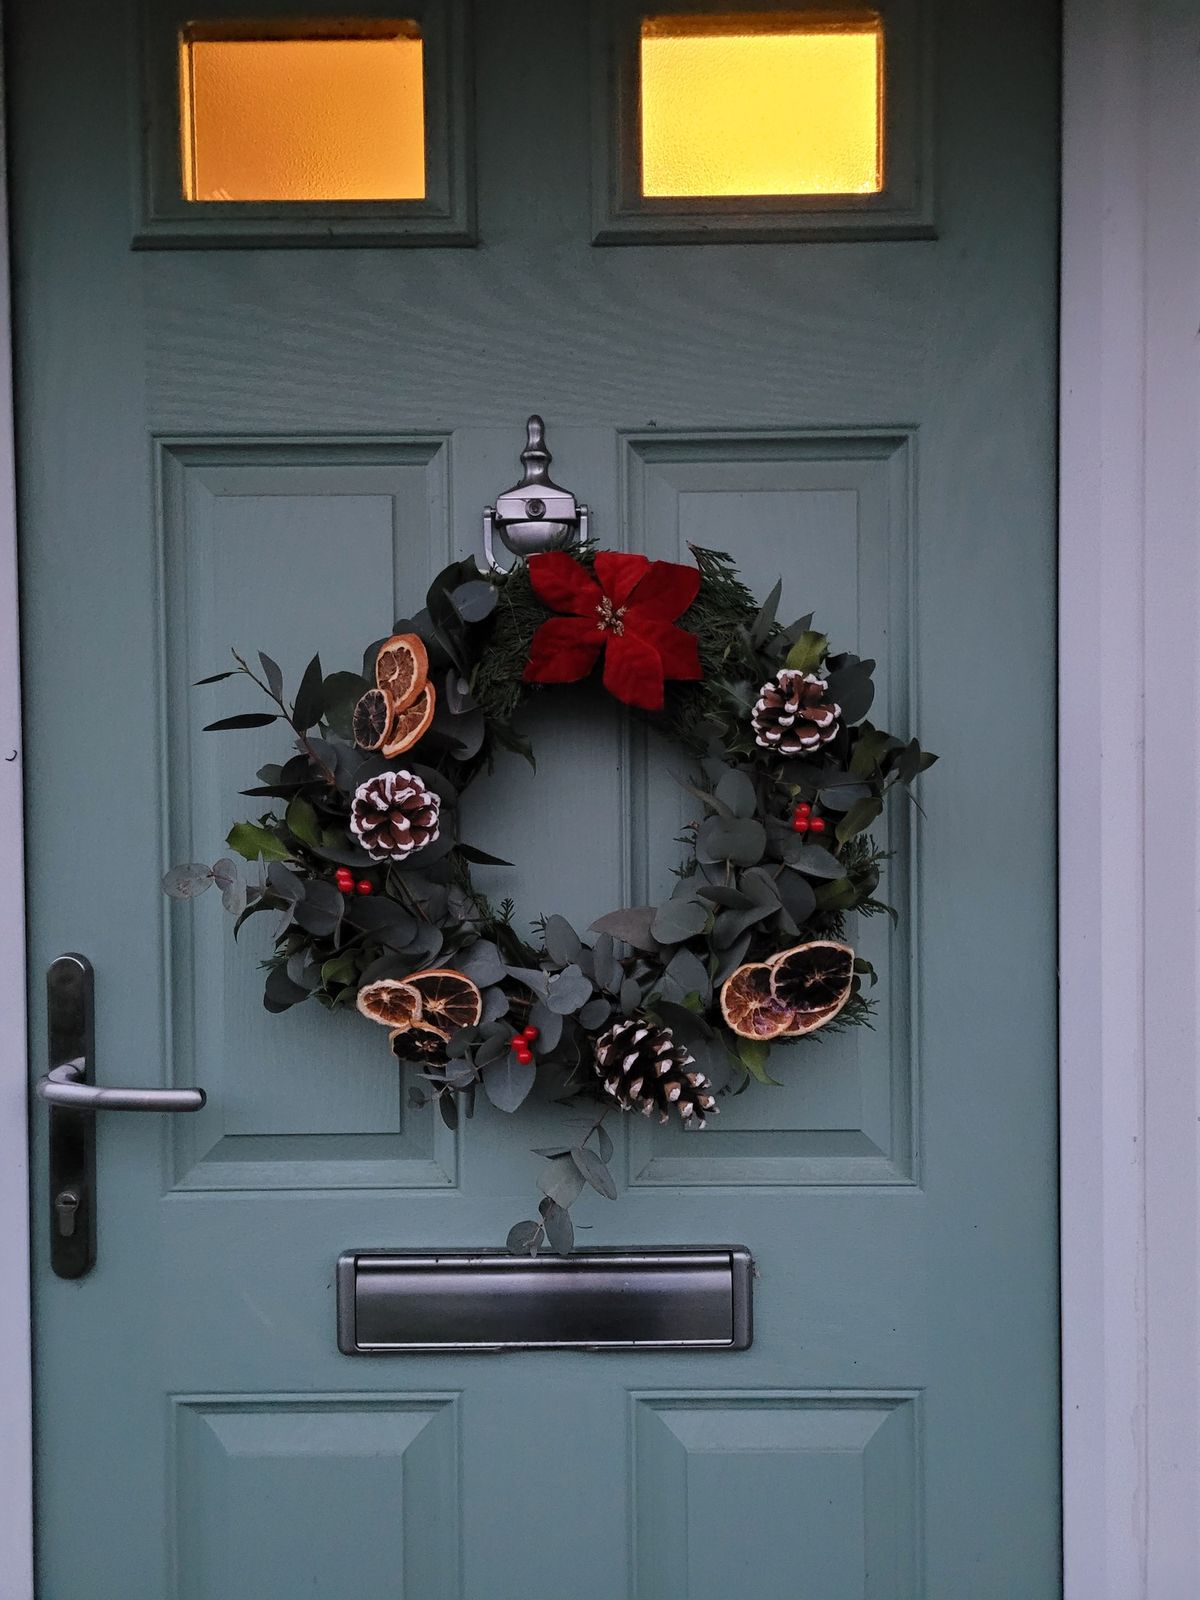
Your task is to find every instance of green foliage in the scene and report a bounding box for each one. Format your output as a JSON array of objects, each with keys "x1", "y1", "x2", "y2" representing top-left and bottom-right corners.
[{"x1": 168, "y1": 545, "x2": 935, "y2": 1250}]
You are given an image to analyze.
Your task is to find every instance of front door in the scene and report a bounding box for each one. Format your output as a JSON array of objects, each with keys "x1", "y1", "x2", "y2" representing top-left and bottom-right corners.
[{"x1": 14, "y1": 3, "x2": 1060, "y2": 1595}]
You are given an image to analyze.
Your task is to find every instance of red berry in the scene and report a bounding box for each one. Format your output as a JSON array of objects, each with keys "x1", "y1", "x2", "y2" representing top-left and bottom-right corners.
[
  {"x1": 510, "y1": 1035, "x2": 525, "y2": 1050},
  {"x1": 515, "y1": 1047, "x2": 534, "y2": 1065},
  {"x1": 796, "y1": 802, "x2": 812, "y2": 817},
  {"x1": 791, "y1": 816, "x2": 810, "y2": 833},
  {"x1": 356, "y1": 879, "x2": 372, "y2": 895},
  {"x1": 809, "y1": 817, "x2": 827, "y2": 835},
  {"x1": 335, "y1": 868, "x2": 353, "y2": 887},
  {"x1": 522, "y1": 1025, "x2": 539, "y2": 1042}
]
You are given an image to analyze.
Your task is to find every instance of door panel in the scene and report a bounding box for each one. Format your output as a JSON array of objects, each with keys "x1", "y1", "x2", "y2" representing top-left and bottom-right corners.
[{"x1": 13, "y1": 2, "x2": 1060, "y2": 1596}]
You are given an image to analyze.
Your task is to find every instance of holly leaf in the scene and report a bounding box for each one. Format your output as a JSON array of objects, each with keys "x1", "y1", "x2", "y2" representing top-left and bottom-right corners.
[
  {"x1": 835, "y1": 796, "x2": 884, "y2": 843},
  {"x1": 736, "y1": 1037, "x2": 782, "y2": 1085},
  {"x1": 285, "y1": 795, "x2": 321, "y2": 846},
  {"x1": 785, "y1": 630, "x2": 828, "y2": 673},
  {"x1": 226, "y1": 821, "x2": 291, "y2": 862}
]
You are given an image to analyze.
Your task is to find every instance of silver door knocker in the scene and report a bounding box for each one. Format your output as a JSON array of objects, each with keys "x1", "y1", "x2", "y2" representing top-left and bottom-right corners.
[{"x1": 481, "y1": 415, "x2": 589, "y2": 574}]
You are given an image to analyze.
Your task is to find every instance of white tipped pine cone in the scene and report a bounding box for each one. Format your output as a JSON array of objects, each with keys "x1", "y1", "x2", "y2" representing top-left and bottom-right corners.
[
  {"x1": 593, "y1": 1019, "x2": 718, "y2": 1127},
  {"x1": 350, "y1": 770, "x2": 441, "y2": 862},
  {"x1": 752, "y1": 669, "x2": 841, "y2": 756}
]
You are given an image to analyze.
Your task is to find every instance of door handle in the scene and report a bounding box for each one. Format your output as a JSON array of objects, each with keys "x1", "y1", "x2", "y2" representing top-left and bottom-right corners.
[
  {"x1": 41, "y1": 953, "x2": 207, "y2": 1278},
  {"x1": 37, "y1": 1060, "x2": 205, "y2": 1112}
]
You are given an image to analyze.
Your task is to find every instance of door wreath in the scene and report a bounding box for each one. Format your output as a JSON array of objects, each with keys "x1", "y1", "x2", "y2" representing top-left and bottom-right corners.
[{"x1": 165, "y1": 545, "x2": 934, "y2": 1251}]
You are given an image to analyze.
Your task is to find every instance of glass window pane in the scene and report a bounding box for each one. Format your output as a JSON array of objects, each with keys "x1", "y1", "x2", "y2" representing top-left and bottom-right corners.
[
  {"x1": 639, "y1": 13, "x2": 882, "y2": 198},
  {"x1": 180, "y1": 24, "x2": 426, "y2": 202}
]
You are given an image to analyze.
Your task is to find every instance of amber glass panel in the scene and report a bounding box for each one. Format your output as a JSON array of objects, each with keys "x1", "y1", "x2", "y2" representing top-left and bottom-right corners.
[
  {"x1": 180, "y1": 24, "x2": 426, "y2": 202},
  {"x1": 639, "y1": 13, "x2": 882, "y2": 198}
]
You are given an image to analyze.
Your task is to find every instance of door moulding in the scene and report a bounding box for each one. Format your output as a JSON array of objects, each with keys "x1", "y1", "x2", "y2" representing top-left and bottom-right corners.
[{"x1": 0, "y1": 8, "x2": 35, "y2": 1595}]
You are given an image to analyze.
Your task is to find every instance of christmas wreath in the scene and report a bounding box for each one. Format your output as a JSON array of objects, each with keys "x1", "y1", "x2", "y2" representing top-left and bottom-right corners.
[{"x1": 165, "y1": 545, "x2": 934, "y2": 1252}]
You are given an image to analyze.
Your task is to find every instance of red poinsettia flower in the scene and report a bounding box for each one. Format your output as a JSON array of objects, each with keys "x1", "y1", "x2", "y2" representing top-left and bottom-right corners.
[{"x1": 522, "y1": 551, "x2": 703, "y2": 711}]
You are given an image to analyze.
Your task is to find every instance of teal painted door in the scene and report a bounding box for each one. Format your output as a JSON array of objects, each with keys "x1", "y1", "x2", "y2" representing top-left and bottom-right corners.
[{"x1": 14, "y1": 3, "x2": 1060, "y2": 1596}]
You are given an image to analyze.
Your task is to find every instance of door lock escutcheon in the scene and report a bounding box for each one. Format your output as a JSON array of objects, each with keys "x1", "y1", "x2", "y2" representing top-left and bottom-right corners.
[{"x1": 39, "y1": 954, "x2": 206, "y2": 1278}]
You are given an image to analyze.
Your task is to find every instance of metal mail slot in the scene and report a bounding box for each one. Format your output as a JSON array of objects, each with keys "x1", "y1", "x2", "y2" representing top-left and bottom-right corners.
[{"x1": 337, "y1": 1248, "x2": 753, "y2": 1353}]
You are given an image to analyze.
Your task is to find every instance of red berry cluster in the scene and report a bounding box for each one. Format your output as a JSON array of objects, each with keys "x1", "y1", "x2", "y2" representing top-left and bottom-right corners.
[
  {"x1": 790, "y1": 801, "x2": 826, "y2": 836},
  {"x1": 510, "y1": 1025, "x2": 539, "y2": 1065},
  {"x1": 334, "y1": 867, "x2": 373, "y2": 896}
]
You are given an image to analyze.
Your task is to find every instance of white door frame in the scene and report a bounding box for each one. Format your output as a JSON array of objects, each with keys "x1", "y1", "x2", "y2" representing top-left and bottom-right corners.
[{"x1": 1, "y1": 3, "x2": 1195, "y2": 1593}]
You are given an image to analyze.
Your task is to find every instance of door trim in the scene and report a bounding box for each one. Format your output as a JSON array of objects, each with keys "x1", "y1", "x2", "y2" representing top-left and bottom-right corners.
[
  {"x1": 1060, "y1": 0, "x2": 1200, "y2": 1593},
  {"x1": 0, "y1": 2, "x2": 1193, "y2": 1593},
  {"x1": 0, "y1": 9, "x2": 34, "y2": 1595}
]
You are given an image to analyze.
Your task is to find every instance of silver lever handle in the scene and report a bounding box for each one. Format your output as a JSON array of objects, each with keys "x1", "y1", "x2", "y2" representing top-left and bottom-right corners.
[{"x1": 37, "y1": 1059, "x2": 205, "y2": 1113}]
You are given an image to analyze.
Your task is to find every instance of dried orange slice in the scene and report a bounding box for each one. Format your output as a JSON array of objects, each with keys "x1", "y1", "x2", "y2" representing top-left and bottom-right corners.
[
  {"x1": 381, "y1": 682, "x2": 436, "y2": 758},
  {"x1": 389, "y1": 1021, "x2": 452, "y2": 1063},
  {"x1": 769, "y1": 940, "x2": 855, "y2": 1036},
  {"x1": 407, "y1": 968, "x2": 483, "y2": 1032},
  {"x1": 719, "y1": 961, "x2": 795, "y2": 1040},
  {"x1": 374, "y1": 632, "x2": 428, "y2": 712},
  {"x1": 352, "y1": 687, "x2": 393, "y2": 751},
  {"x1": 356, "y1": 978, "x2": 423, "y2": 1028}
]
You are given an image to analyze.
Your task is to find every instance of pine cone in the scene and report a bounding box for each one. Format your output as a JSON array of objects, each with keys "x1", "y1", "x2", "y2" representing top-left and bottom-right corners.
[
  {"x1": 349, "y1": 769, "x2": 441, "y2": 862},
  {"x1": 751, "y1": 669, "x2": 841, "y2": 756},
  {"x1": 593, "y1": 1019, "x2": 718, "y2": 1127}
]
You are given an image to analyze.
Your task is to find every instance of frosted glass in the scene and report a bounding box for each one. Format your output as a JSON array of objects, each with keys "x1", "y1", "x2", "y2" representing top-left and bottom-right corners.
[
  {"x1": 640, "y1": 15, "x2": 882, "y2": 198},
  {"x1": 181, "y1": 29, "x2": 426, "y2": 202}
]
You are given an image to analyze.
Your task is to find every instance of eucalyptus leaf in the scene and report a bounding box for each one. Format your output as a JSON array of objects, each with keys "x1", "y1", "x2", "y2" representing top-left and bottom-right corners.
[
  {"x1": 786, "y1": 842, "x2": 845, "y2": 878},
  {"x1": 527, "y1": 1002, "x2": 563, "y2": 1053},
  {"x1": 651, "y1": 897, "x2": 708, "y2": 945},
  {"x1": 266, "y1": 860, "x2": 306, "y2": 903},
  {"x1": 543, "y1": 914, "x2": 584, "y2": 966},
  {"x1": 826, "y1": 659, "x2": 875, "y2": 723},
  {"x1": 507, "y1": 965, "x2": 550, "y2": 1002},
  {"x1": 204, "y1": 712, "x2": 279, "y2": 733},
  {"x1": 546, "y1": 964, "x2": 593, "y2": 1016},
  {"x1": 750, "y1": 577, "x2": 782, "y2": 647},
  {"x1": 194, "y1": 669, "x2": 238, "y2": 685},
  {"x1": 540, "y1": 1198, "x2": 574, "y2": 1254},
  {"x1": 483, "y1": 1052, "x2": 536, "y2": 1113},
  {"x1": 293, "y1": 879, "x2": 343, "y2": 937},
  {"x1": 696, "y1": 816, "x2": 766, "y2": 867},
  {"x1": 571, "y1": 1144, "x2": 618, "y2": 1200},
  {"x1": 595, "y1": 1123, "x2": 614, "y2": 1163},
  {"x1": 590, "y1": 905, "x2": 660, "y2": 954},
  {"x1": 711, "y1": 930, "x2": 753, "y2": 987},
  {"x1": 818, "y1": 782, "x2": 873, "y2": 812},
  {"x1": 263, "y1": 965, "x2": 310, "y2": 1013},
  {"x1": 506, "y1": 1220, "x2": 544, "y2": 1256},
  {"x1": 455, "y1": 843, "x2": 514, "y2": 867},
  {"x1": 321, "y1": 671, "x2": 370, "y2": 738},
  {"x1": 662, "y1": 947, "x2": 712, "y2": 1006},
  {"x1": 481, "y1": 985, "x2": 510, "y2": 1024},
  {"x1": 211, "y1": 857, "x2": 238, "y2": 891},
  {"x1": 457, "y1": 939, "x2": 507, "y2": 987},
  {"x1": 258, "y1": 653, "x2": 284, "y2": 701},
  {"x1": 694, "y1": 883, "x2": 756, "y2": 910},
  {"x1": 578, "y1": 996, "x2": 612, "y2": 1030},
  {"x1": 291, "y1": 653, "x2": 324, "y2": 732},
  {"x1": 450, "y1": 579, "x2": 499, "y2": 623},
  {"x1": 161, "y1": 863, "x2": 213, "y2": 900},
  {"x1": 713, "y1": 768, "x2": 757, "y2": 819},
  {"x1": 539, "y1": 1154, "x2": 586, "y2": 1208},
  {"x1": 590, "y1": 932, "x2": 622, "y2": 994},
  {"x1": 775, "y1": 870, "x2": 817, "y2": 926}
]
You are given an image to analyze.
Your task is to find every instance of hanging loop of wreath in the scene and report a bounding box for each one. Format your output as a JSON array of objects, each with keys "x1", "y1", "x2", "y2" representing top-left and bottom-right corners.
[{"x1": 165, "y1": 544, "x2": 935, "y2": 1252}]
